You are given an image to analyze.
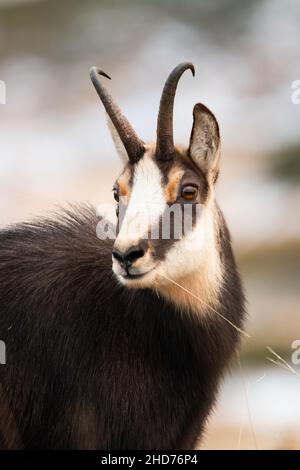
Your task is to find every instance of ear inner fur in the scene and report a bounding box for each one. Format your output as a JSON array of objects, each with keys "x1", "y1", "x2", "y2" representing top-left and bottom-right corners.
[{"x1": 189, "y1": 103, "x2": 221, "y2": 185}]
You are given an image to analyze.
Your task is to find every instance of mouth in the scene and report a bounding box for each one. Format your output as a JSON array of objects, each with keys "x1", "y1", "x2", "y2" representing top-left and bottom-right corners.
[
  {"x1": 123, "y1": 272, "x2": 147, "y2": 280},
  {"x1": 115, "y1": 265, "x2": 158, "y2": 283},
  {"x1": 121, "y1": 269, "x2": 154, "y2": 281},
  {"x1": 112, "y1": 257, "x2": 159, "y2": 285}
]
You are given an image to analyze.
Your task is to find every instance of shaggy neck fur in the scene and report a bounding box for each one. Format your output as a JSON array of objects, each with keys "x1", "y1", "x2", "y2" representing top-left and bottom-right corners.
[{"x1": 0, "y1": 203, "x2": 245, "y2": 450}]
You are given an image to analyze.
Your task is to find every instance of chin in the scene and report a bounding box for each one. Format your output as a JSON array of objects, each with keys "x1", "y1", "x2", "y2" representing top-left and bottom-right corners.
[{"x1": 113, "y1": 267, "x2": 159, "y2": 289}]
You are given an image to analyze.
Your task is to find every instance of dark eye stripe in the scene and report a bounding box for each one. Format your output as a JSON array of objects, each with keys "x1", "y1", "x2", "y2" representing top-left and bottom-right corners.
[{"x1": 112, "y1": 185, "x2": 119, "y2": 202}]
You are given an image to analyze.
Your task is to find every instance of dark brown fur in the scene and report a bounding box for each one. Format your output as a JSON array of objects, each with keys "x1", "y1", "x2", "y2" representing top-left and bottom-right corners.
[{"x1": 0, "y1": 204, "x2": 245, "y2": 449}]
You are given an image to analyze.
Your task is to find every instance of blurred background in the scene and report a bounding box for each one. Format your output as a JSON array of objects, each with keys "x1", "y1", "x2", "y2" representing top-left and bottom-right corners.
[{"x1": 0, "y1": 0, "x2": 299, "y2": 449}]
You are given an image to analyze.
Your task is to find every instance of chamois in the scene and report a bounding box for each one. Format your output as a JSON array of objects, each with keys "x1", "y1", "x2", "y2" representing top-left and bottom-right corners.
[{"x1": 0, "y1": 63, "x2": 245, "y2": 449}]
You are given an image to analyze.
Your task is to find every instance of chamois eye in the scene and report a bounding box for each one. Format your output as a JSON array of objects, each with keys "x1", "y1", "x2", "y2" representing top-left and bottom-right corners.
[
  {"x1": 181, "y1": 185, "x2": 198, "y2": 201},
  {"x1": 112, "y1": 186, "x2": 119, "y2": 203}
]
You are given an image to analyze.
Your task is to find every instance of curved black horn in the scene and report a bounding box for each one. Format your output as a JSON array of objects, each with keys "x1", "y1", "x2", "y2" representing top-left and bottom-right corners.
[
  {"x1": 156, "y1": 62, "x2": 195, "y2": 160},
  {"x1": 90, "y1": 67, "x2": 145, "y2": 163}
]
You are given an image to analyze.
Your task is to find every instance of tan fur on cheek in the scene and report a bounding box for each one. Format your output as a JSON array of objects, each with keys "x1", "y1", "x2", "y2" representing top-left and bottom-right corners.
[
  {"x1": 117, "y1": 168, "x2": 132, "y2": 198},
  {"x1": 118, "y1": 180, "x2": 128, "y2": 197},
  {"x1": 154, "y1": 203, "x2": 223, "y2": 317},
  {"x1": 156, "y1": 262, "x2": 222, "y2": 318},
  {"x1": 165, "y1": 167, "x2": 184, "y2": 203}
]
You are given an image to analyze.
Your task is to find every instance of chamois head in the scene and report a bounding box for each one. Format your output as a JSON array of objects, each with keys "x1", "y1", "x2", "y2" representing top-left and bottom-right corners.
[{"x1": 90, "y1": 63, "x2": 221, "y2": 300}]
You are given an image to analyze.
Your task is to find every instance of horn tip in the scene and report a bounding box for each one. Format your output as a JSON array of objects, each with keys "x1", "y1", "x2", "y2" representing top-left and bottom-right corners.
[
  {"x1": 187, "y1": 62, "x2": 195, "y2": 76},
  {"x1": 179, "y1": 61, "x2": 195, "y2": 76},
  {"x1": 89, "y1": 66, "x2": 111, "y2": 80}
]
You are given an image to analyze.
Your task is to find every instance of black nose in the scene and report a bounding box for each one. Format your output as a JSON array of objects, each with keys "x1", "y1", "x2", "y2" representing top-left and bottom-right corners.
[{"x1": 112, "y1": 245, "x2": 145, "y2": 268}]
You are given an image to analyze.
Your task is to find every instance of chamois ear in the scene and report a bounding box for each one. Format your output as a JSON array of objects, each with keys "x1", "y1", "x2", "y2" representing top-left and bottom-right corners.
[
  {"x1": 106, "y1": 115, "x2": 128, "y2": 163},
  {"x1": 188, "y1": 103, "x2": 220, "y2": 184}
]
